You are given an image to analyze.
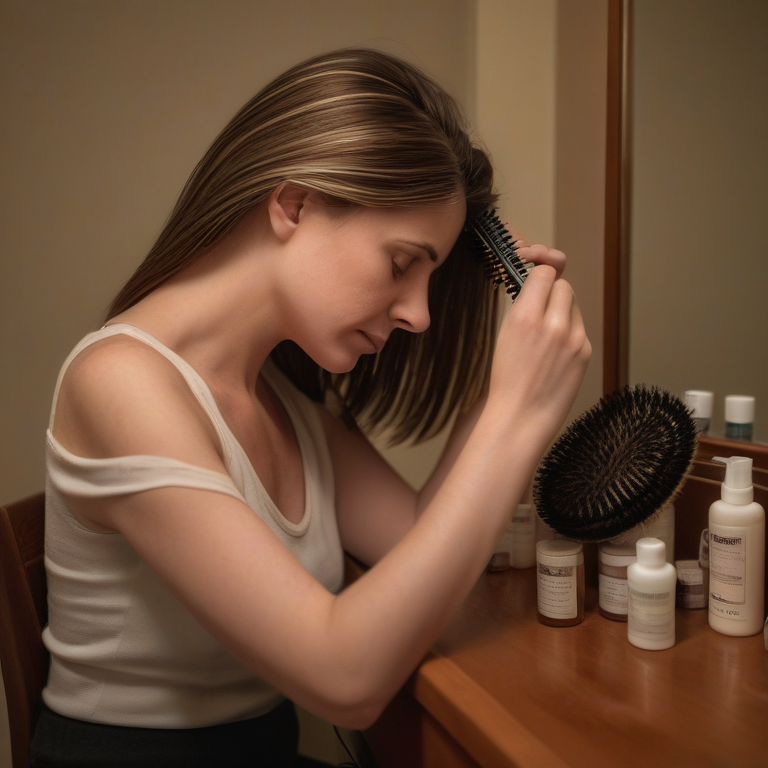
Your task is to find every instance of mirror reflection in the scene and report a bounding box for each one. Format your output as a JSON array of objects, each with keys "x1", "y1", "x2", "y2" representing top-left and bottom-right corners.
[{"x1": 627, "y1": 0, "x2": 767, "y2": 442}]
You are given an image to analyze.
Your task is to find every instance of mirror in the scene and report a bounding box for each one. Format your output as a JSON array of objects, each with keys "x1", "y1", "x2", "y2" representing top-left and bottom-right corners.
[{"x1": 604, "y1": 0, "x2": 768, "y2": 452}]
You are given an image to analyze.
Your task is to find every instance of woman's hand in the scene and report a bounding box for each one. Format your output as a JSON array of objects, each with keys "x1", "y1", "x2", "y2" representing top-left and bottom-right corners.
[{"x1": 487, "y1": 232, "x2": 591, "y2": 443}]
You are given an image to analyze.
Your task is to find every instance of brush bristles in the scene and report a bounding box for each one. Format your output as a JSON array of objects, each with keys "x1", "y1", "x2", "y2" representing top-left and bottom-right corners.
[
  {"x1": 533, "y1": 385, "x2": 698, "y2": 543},
  {"x1": 464, "y1": 209, "x2": 533, "y2": 300}
]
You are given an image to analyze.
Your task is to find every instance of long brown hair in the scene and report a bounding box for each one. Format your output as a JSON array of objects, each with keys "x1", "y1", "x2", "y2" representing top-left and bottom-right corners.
[{"x1": 107, "y1": 48, "x2": 499, "y2": 444}]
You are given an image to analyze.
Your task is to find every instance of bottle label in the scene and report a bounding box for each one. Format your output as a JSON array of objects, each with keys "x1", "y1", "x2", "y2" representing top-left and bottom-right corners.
[
  {"x1": 599, "y1": 574, "x2": 628, "y2": 614},
  {"x1": 724, "y1": 422, "x2": 753, "y2": 441},
  {"x1": 537, "y1": 563, "x2": 577, "y2": 619},
  {"x1": 709, "y1": 525, "x2": 748, "y2": 619},
  {"x1": 628, "y1": 588, "x2": 674, "y2": 640}
]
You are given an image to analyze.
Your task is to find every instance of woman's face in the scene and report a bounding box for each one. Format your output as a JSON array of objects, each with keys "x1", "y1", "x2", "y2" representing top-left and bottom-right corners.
[{"x1": 280, "y1": 197, "x2": 467, "y2": 373}]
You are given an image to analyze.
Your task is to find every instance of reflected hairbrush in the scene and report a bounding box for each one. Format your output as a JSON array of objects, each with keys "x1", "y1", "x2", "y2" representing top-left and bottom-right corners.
[
  {"x1": 532, "y1": 385, "x2": 698, "y2": 543},
  {"x1": 464, "y1": 208, "x2": 533, "y2": 300}
]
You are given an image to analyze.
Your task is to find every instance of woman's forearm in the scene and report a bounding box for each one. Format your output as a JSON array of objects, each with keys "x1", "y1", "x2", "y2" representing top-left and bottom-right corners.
[
  {"x1": 320, "y1": 401, "x2": 548, "y2": 723},
  {"x1": 416, "y1": 393, "x2": 488, "y2": 515}
]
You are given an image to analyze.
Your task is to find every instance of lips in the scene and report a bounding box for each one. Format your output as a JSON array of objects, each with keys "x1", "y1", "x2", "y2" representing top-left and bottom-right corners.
[{"x1": 360, "y1": 331, "x2": 387, "y2": 353}]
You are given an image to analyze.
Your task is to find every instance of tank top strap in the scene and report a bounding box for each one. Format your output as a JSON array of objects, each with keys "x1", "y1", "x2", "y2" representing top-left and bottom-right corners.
[
  {"x1": 46, "y1": 431, "x2": 246, "y2": 502},
  {"x1": 48, "y1": 324, "x2": 236, "y2": 465}
]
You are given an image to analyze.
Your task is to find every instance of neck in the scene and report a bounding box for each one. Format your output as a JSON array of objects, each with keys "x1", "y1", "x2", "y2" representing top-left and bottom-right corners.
[{"x1": 109, "y1": 210, "x2": 287, "y2": 394}]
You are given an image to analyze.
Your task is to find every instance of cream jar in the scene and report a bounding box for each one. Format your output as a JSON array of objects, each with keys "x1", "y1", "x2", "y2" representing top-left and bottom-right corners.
[{"x1": 598, "y1": 543, "x2": 636, "y2": 621}]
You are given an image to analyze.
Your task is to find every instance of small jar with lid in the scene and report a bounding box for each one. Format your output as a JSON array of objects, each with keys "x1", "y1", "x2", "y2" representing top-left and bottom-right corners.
[
  {"x1": 536, "y1": 539, "x2": 585, "y2": 627},
  {"x1": 684, "y1": 390, "x2": 713, "y2": 435},
  {"x1": 675, "y1": 560, "x2": 706, "y2": 609},
  {"x1": 724, "y1": 395, "x2": 755, "y2": 441},
  {"x1": 598, "y1": 543, "x2": 636, "y2": 621}
]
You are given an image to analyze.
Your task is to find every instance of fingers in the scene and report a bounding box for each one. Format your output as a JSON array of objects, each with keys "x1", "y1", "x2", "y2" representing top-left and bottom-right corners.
[
  {"x1": 513, "y1": 263, "x2": 558, "y2": 317},
  {"x1": 503, "y1": 225, "x2": 567, "y2": 278},
  {"x1": 511, "y1": 268, "x2": 587, "y2": 357},
  {"x1": 519, "y1": 243, "x2": 566, "y2": 278}
]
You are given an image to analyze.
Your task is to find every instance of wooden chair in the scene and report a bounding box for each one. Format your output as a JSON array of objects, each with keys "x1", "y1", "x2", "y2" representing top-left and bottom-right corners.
[{"x1": 0, "y1": 492, "x2": 48, "y2": 768}]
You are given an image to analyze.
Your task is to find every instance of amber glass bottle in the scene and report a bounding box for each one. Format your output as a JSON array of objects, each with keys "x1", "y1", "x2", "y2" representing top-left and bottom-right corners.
[{"x1": 536, "y1": 539, "x2": 585, "y2": 627}]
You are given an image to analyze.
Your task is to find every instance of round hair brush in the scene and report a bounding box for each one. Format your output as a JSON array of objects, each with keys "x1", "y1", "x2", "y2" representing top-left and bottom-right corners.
[
  {"x1": 463, "y1": 208, "x2": 533, "y2": 301},
  {"x1": 533, "y1": 385, "x2": 698, "y2": 543}
]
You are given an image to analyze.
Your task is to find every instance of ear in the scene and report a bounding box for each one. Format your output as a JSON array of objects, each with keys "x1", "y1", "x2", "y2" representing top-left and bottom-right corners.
[{"x1": 267, "y1": 183, "x2": 311, "y2": 242}]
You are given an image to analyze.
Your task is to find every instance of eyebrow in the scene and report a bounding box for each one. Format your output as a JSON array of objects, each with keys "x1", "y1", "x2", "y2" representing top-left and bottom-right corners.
[{"x1": 398, "y1": 240, "x2": 439, "y2": 262}]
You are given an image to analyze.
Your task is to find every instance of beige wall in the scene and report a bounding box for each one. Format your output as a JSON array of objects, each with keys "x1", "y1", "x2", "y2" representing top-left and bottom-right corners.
[
  {"x1": 629, "y1": 0, "x2": 768, "y2": 442},
  {"x1": 0, "y1": 1, "x2": 608, "y2": 764},
  {"x1": 0, "y1": 0, "x2": 477, "y2": 505}
]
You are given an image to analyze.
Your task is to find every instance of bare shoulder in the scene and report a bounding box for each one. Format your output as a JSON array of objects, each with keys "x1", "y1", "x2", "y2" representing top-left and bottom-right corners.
[{"x1": 52, "y1": 334, "x2": 224, "y2": 472}]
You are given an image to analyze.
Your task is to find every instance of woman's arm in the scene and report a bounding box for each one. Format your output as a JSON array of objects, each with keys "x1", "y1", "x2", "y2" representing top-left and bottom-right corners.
[
  {"x1": 309, "y1": 262, "x2": 589, "y2": 724},
  {"x1": 326, "y1": 263, "x2": 589, "y2": 725},
  {"x1": 55, "y1": 260, "x2": 588, "y2": 731}
]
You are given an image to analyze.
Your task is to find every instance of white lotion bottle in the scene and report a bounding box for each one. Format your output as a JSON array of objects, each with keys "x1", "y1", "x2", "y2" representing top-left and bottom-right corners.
[
  {"x1": 708, "y1": 456, "x2": 765, "y2": 636},
  {"x1": 627, "y1": 538, "x2": 676, "y2": 650}
]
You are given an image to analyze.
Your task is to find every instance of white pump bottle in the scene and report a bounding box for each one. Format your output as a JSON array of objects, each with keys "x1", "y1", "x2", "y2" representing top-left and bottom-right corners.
[{"x1": 708, "y1": 456, "x2": 765, "y2": 636}]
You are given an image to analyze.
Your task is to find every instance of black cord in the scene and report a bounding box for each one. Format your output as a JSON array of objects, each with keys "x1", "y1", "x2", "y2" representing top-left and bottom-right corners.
[{"x1": 333, "y1": 724, "x2": 360, "y2": 767}]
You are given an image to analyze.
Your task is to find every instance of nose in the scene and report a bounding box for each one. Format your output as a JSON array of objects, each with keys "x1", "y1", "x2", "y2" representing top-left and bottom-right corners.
[{"x1": 389, "y1": 280, "x2": 431, "y2": 334}]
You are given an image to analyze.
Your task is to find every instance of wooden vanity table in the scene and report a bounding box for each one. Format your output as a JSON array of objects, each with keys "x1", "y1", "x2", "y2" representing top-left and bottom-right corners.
[{"x1": 360, "y1": 444, "x2": 768, "y2": 768}]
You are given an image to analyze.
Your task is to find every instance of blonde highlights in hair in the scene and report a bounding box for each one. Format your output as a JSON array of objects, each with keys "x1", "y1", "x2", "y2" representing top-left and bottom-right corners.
[{"x1": 108, "y1": 48, "x2": 499, "y2": 443}]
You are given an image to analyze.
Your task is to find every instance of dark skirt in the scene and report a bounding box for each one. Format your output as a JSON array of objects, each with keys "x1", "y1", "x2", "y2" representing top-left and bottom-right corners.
[{"x1": 30, "y1": 699, "x2": 331, "y2": 768}]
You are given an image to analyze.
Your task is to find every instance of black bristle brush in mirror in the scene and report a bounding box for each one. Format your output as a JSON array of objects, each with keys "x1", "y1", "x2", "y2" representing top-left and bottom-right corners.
[
  {"x1": 532, "y1": 385, "x2": 698, "y2": 543},
  {"x1": 464, "y1": 210, "x2": 698, "y2": 543}
]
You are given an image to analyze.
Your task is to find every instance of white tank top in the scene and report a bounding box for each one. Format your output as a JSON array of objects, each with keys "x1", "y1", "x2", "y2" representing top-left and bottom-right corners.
[{"x1": 42, "y1": 323, "x2": 344, "y2": 728}]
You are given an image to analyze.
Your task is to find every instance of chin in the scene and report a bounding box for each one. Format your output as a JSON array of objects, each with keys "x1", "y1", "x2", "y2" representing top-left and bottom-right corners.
[
  {"x1": 298, "y1": 346, "x2": 361, "y2": 375},
  {"x1": 323, "y1": 356, "x2": 362, "y2": 375}
]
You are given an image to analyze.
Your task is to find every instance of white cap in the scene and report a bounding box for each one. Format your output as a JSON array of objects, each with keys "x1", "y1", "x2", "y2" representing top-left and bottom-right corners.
[
  {"x1": 685, "y1": 390, "x2": 713, "y2": 418},
  {"x1": 635, "y1": 537, "x2": 667, "y2": 568},
  {"x1": 536, "y1": 538, "x2": 583, "y2": 567},
  {"x1": 725, "y1": 395, "x2": 755, "y2": 424},
  {"x1": 713, "y1": 456, "x2": 754, "y2": 504}
]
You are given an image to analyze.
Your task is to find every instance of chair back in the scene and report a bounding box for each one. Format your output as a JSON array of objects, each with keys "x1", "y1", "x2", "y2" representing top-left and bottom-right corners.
[{"x1": 0, "y1": 492, "x2": 48, "y2": 768}]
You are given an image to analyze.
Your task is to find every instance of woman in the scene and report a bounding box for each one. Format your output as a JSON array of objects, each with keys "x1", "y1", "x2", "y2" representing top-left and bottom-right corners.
[{"x1": 33, "y1": 48, "x2": 591, "y2": 766}]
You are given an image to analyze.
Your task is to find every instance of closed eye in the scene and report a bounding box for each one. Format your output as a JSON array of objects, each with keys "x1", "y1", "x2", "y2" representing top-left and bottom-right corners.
[{"x1": 392, "y1": 253, "x2": 415, "y2": 279}]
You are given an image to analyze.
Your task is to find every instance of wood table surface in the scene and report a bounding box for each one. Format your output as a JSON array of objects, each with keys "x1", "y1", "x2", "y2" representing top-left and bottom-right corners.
[
  {"x1": 362, "y1": 455, "x2": 768, "y2": 768},
  {"x1": 366, "y1": 565, "x2": 768, "y2": 768}
]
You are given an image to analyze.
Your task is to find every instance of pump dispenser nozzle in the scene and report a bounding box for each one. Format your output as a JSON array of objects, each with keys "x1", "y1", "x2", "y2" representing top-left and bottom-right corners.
[{"x1": 712, "y1": 456, "x2": 754, "y2": 504}]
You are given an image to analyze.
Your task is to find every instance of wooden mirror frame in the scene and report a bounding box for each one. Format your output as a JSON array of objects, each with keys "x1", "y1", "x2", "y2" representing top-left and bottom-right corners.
[{"x1": 602, "y1": 0, "x2": 768, "y2": 471}]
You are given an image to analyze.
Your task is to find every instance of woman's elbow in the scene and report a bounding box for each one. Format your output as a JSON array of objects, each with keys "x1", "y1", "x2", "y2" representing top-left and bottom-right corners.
[
  {"x1": 307, "y1": 676, "x2": 391, "y2": 730},
  {"x1": 327, "y1": 698, "x2": 386, "y2": 731}
]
